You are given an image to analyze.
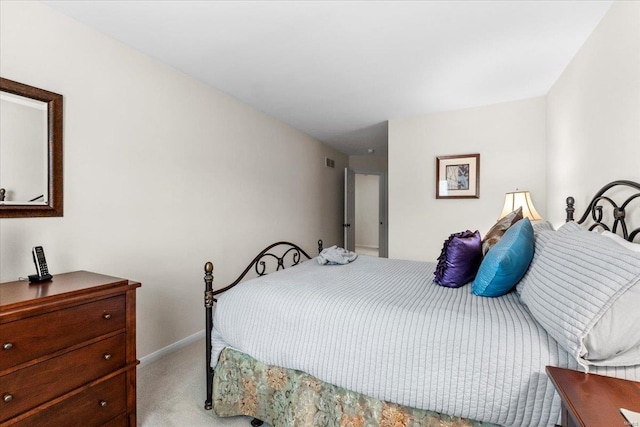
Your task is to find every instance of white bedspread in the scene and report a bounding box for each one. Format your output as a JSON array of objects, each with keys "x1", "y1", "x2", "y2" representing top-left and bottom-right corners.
[{"x1": 211, "y1": 256, "x2": 640, "y2": 426}]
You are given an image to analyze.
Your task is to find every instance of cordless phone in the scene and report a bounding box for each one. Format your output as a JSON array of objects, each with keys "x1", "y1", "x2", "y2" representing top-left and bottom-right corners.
[{"x1": 29, "y1": 246, "x2": 53, "y2": 282}]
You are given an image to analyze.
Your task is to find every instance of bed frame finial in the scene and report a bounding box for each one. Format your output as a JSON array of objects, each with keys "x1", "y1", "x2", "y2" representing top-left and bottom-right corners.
[
  {"x1": 566, "y1": 196, "x2": 575, "y2": 222},
  {"x1": 318, "y1": 239, "x2": 323, "y2": 254},
  {"x1": 204, "y1": 262, "x2": 214, "y2": 308}
]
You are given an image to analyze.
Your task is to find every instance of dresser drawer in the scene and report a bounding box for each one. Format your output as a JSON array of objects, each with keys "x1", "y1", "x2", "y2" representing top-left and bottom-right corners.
[
  {"x1": 0, "y1": 295, "x2": 125, "y2": 371},
  {"x1": 9, "y1": 373, "x2": 127, "y2": 427},
  {"x1": 0, "y1": 334, "x2": 125, "y2": 422},
  {"x1": 100, "y1": 413, "x2": 128, "y2": 427}
]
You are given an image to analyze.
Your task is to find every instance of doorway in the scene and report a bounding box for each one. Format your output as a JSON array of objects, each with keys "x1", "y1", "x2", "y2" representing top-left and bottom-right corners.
[
  {"x1": 344, "y1": 168, "x2": 388, "y2": 257},
  {"x1": 355, "y1": 174, "x2": 380, "y2": 256}
]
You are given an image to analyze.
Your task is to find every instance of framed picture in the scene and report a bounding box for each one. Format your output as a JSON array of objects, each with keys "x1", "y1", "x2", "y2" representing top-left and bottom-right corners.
[{"x1": 436, "y1": 153, "x2": 480, "y2": 199}]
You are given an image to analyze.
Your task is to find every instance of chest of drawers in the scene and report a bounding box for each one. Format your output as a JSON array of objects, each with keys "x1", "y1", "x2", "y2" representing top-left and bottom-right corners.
[{"x1": 0, "y1": 271, "x2": 140, "y2": 426}]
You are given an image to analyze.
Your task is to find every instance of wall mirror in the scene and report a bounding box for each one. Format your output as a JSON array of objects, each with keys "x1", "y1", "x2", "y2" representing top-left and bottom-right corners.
[{"x1": 0, "y1": 78, "x2": 63, "y2": 218}]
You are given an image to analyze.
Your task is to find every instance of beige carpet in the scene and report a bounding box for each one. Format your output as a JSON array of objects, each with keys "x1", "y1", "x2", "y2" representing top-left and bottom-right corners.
[{"x1": 137, "y1": 338, "x2": 265, "y2": 427}]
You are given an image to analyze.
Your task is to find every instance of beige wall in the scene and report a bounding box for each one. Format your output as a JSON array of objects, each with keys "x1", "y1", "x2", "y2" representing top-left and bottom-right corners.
[
  {"x1": 349, "y1": 155, "x2": 388, "y2": 172},
  {"x1": 0, "y1": 1, "x2": 346, "y2": 358},
  {"x1": 389, "y1": 97, "x2": 547, "y2": 261},
  {"x1": 546, "y1": 0, "x2": 640, "y2": 226}
]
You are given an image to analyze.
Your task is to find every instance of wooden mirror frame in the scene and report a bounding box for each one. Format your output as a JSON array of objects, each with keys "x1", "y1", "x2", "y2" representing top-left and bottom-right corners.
[{"x1": 0, "y1": 78, "x2": 63, "y2": 218}]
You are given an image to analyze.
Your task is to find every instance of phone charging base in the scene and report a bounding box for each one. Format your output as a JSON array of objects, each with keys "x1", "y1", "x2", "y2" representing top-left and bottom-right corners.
[{"x1": 29, "y1": 274, "x2": 53, "y2": 283}]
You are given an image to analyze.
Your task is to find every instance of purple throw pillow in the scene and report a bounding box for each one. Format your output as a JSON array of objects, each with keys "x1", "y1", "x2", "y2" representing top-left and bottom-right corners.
[{"x1": 434, "y1": 230, "x2": 482, "y2": 287}]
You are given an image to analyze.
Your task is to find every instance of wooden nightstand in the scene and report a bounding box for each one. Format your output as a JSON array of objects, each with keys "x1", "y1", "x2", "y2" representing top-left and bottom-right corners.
[{"x1": 546, "y1": 366, "x2": 640, "y2": 427}]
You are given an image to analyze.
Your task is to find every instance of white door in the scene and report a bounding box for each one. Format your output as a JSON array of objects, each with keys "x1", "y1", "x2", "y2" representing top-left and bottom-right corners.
[
  {"x1": 344, "y1": 167, "x2": 355, "y2": 251},
  {"x1": 378, "y1": 172, "x2": 388, "y2": 258}
]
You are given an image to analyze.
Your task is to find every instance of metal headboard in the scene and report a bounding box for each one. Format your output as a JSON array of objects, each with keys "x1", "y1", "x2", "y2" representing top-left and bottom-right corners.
[
  {"x1": 566, "y1": 180, "x2": 640, "y2": 242},
  {"x1": 209, "y1": 240, "x2": 321, "y2": 303}
]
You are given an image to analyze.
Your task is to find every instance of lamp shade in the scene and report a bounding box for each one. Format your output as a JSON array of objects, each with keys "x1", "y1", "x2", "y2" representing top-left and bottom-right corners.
[{"x1": 498, "y1": 191, "x2": 542, "y2": 221}]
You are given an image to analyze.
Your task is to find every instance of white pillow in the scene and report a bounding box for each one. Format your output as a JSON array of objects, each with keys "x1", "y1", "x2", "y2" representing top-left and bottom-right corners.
[
  {"x1": 583, "y1": 284, "x2": 640, "y2": 366},
  {"x1": 601, "y1": 230, "x2": 640, "y2": 252},
  {"x1": 520, "y1": 221, "x2": 640, "y2": 368},
  {"x1": 532, "y1": 220, "x2": 555, "y2": 235},
  {"x1": 586, "y1": 232, "x2": 640, "y2": 366},
  {"x1": 515, "y1": 223, "x2": 555, "y2": 297}
]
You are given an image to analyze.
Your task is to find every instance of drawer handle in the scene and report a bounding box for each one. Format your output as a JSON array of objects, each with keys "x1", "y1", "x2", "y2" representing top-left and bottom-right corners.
[
  {"x1": 99, "y1": 400, "x2": 107, "y2": 407},
  {"x1": 3, "y1": 394, "x2": 13, "y2": 403},
  {"x1": 103, "y1": 353, "x2": 112, "y2": 360},
  {"x1": 103, "y1": 313, "x2": 112, "y2": 320},
  {"x1": 2, "y1": 343, "x2": 13, "y2": 350}
]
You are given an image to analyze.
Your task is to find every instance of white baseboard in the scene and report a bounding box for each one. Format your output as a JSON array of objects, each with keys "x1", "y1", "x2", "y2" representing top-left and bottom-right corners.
[{"x1": 138, "y1": 329, "x2": 205, "y2": 368}]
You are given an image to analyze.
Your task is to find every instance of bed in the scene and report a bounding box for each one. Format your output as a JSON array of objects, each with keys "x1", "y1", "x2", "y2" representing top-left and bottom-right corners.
[{"x1": 202, "y1": 180, "x2": 640, "y2": 427}]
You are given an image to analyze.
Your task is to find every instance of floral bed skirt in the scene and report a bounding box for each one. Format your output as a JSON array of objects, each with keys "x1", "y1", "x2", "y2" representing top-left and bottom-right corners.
[{"x1": 213, "y1": 347, "x2": 499, "y2": 427}]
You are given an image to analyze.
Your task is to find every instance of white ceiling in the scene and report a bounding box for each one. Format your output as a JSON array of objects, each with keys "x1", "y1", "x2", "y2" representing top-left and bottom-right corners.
[{"x1": 45, "y1": 0, "x2": 613, "y2": 156}]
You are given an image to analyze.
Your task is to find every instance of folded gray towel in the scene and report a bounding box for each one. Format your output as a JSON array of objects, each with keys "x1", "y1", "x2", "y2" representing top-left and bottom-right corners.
[{"x1": 317, "y1": 245, "x2": 358, "y2": 265}]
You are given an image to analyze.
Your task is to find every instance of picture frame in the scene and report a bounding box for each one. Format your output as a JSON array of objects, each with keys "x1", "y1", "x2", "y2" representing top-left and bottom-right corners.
[{"x1": 436, "y1": 153, "x2": 480, "y2": 199}]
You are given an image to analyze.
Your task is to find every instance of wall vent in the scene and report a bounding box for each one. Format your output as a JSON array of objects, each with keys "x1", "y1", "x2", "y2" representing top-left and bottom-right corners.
[{"x1": 325, "y1": 157, "x2": 335, "y2": 168}]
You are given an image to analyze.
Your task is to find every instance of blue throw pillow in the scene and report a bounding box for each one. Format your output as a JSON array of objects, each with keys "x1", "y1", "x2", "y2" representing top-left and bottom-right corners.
[
  {"x1": 472, "y1": 218, "x2": 534, "y2": 297},
  {"x1": 434, "y1": 230, "x2": 482, "y2": 287}
]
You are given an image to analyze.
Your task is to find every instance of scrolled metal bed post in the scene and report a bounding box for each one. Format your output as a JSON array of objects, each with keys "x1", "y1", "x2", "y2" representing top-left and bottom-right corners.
[
  {"x1": 204, "y1": 240, "x2": 323, "y2": 417},
  {"x1": 204, "y1": 262, "x2": 214, "y2": 410}
]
